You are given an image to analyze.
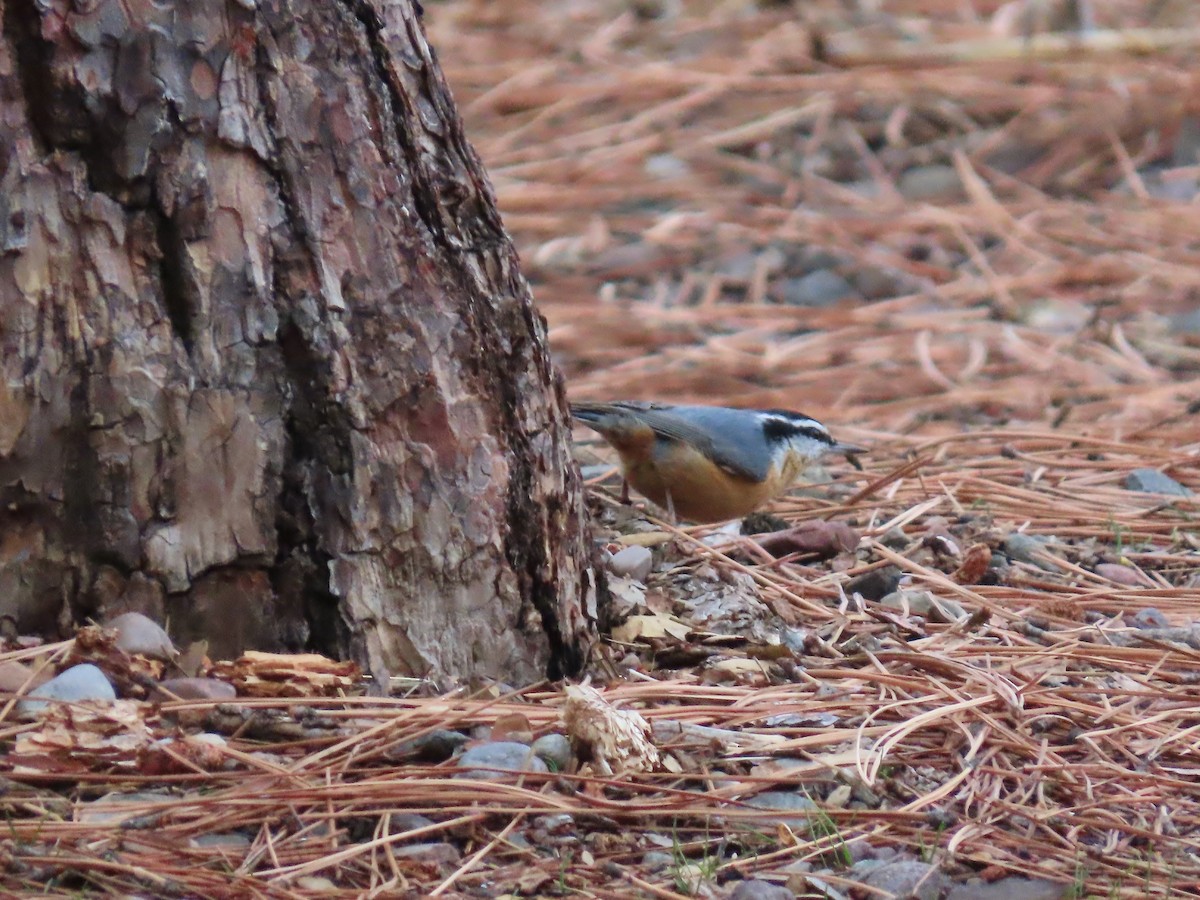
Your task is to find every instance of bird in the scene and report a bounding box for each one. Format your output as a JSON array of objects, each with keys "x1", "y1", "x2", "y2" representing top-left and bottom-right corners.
[{"x1": 571, "y1": 400, "x2": 864, "y2": 523}]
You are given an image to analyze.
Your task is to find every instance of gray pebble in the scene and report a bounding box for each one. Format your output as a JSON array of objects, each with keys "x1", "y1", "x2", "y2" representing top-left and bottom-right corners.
[
  {"x1": 608, "y1": 545, "x2": 654, "y2": 582},
  {"x1": 531, "y1": 733, "x2": 572, "y2": 771},
  {"x1": 1170, "y1": 309, "x2": 1200, "y2": 334},
  {"x1": 534, "y1": 813, "x2": 574, "y2": 832},
  {"x1": 772, "y1": 269, "x2": 857, "y2": 307},
  {"x1": 78, "y1": 790, "x2": 171, "y2": 825},
  {"x1": 984, "y1": 144, "x2": 1044, "y2": 176},
  {"x1": 846, "y1": 566, "x2": 902, "y2": 601},
  {"x1": 643, "y1": 851, "x2": 675, "y2": 872},
  {"x1": 389, "y1": 813, "x2": 436, "y2": 831},
  {"x1": 454, "y1": 741, "x2": 549, "y2": 779},
  {"x1": 1023, "y1": 299, "x2": 1090, "y2": 333},
  {"x1": 1001, "y1": 533, "x2": 1059, "y2": 571},
  {"x1": 717, "y1": 247, "x2": 784, "y2": 280},
  {"x1": 644, "y1": 153, "x2": 690, "y2": 180},
  {"x1": 729, "y1": 879, "x2": 792, "y2": 900},
  {"x1": 19, "y1": 664, "x2": 116, "y2": 716},
  {"x1": 1171, "y1": 116, "x2": 1200, "y2": 166},
  {"x1": 1136, "y1": 171, "x2": 1199, "y2": 202},
  {"x1": 391, "y1": 842, "x2": 461, "y2": 866},
  {"x1": 851, "y1": 266, "x2": 913, "y2": 301},
  {"x1": 898, "y1": 164, "x2": 963, "y2": 202},
  {"x1": 107, "y1": 611, "x2": 177, "y2": 660},
  {"x1": 1132, "y1": 607, "x2": 1170, "y2": 629},
  {"x1": 879, "y1": 590, "x2": 965, "y2": 622},
  {"x1": 1125, "y1": 468, "x2": 1191, "y2": 496},
  {"x1": 153, "y1": 678, "x2": 237, "y2": 702},
  {"x1": 947, "y1": 876, "x2": 1070, "y2": 900},
  {"x1": 856, "y1": 858, "x2": 948, "y2": 900},
  {"x1": 188, "y1": 832, "x2": 252, "y2": 850},
  {"x1": 388, "y1": 729, "x2": 469, "y2": 762},
  {"x1": 743, "y1": 791, "x2": 818, "y2": 831}
]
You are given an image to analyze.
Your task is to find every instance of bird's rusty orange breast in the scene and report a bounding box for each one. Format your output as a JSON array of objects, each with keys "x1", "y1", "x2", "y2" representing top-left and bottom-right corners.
[{"x1": 616, "y1": 441, "x2": 779, "y2": 523}]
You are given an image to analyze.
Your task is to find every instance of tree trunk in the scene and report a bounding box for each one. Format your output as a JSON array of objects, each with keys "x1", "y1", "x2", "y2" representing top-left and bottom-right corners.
[{"x1": 0, "y1": 0, "x2": 595, "y2": 683}]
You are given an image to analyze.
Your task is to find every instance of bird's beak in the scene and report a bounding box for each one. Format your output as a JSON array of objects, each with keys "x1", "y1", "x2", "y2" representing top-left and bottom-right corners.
[{"x1": 831, "y1": 442, "x2": 866, "y2": 471}]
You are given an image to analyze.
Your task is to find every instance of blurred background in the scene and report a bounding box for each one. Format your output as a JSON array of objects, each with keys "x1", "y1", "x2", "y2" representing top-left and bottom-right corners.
[{"x1": 428, "y1": 0, "x2": 1200, "y2": 453}]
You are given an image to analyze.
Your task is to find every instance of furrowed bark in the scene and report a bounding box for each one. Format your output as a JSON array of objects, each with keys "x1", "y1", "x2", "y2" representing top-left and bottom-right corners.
[{"x1": 0, "y1": 0, "x2": 595, "y2": 682}]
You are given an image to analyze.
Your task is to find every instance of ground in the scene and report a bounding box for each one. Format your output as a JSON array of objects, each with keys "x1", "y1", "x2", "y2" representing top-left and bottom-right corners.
[{"x1": 3, "y1": 0, "x2": 1200, "y2": 897}]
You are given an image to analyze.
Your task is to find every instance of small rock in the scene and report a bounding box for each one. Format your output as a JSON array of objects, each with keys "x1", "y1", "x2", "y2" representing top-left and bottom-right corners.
[
  {"x1": 531, "y1": 733, "x2": 572, "y2": 771},
  {"x1": 947, "y1": 875, "x2": 1070, "y2": 900},
  {"x1": 762, "y1": 712, "x2": 838, "y2": 728},
  {"x1": 779, "y1": 627, "x2": 808, "y2": 656},
  {"x1": 19, "y1": 664, "x2": 116, "y2": 716},
  {"x1": 644, "y1": 153, "x2": 690, "y2": 180},
  {"x1": 825, "y1": 785, "x2": 852, "y2": 808},
  {"x1": 1001, "y1": 533, "x2": 1059, "y2": 571},
  {"x1": 1094, "y1": 563, "x2": 1145, "y2": 587},
  {"x1": 628, "y1": 0, "x2": 681, "y2": 21},
  {"x1": 643, "y1": 850, "x2": 675, "y2": 872},
  {"x1": 856, "y1": 858, "x2": 948, "y2": 900},
  {"x1": 1170, "y1": 308, "x2": 1200, "y2": 334},
  {"x1": 742, "y1": 791, "x2": 819, "y2": 831},
  {"x1": 391, "y1": 842, "x2": 461, "y2": 866},
  {"x1": 79, "y1": 790, "x2": 173, "y2": 825},
  {"x1": 926, "y1": 595, "x2": 964, "y2": 624},
  {"x1": 780, "y1": 858, "x2": 813, "y2": 874},
  {"x1": 846, "y1": 566, "x2": 902, "y2": 601},
  {"x1": 454, "y1": 741, "x2": 549, "y2": 779},
  {"x1": 295, "y1": 877, "x2": 338, "y2": 891},
  {"x1": 188, "y1": 831, "x2": 252, "y2": 850},
  {"x1": 717, "y1": 246, "x2": 785, "y2": 280},
  {"x1": 1023, "y1": 299, "x2": 1090, "y2": 333},
  {"x1": 984, "y1": 143, "x2": 1045, "y2": 176},
  {"x1": 608, "y1": 545, "x2": 654, "y2": 582},
  {"x1": 1125, "y1": 468, "x2": 1191, "y2": 497},
  {"x1": 878, "y1": 527, "x2": 910, "y2": 550},
  {"x1": 107, "y1": 612, "x2": 177, "y2": 660},
  {"x1": 880, "y1": 589, "x2": 934, "y2": 615},
  {"x1": 841, "y1": 178, "x2": 882, "y2": 199},
  {"x1": 534, "y1": 813, "x2": 575, "y2": 833},
  {"x1": 1170, "y1": 115, "x2": 1200, "y2": 164},
  {"x1": 396, "y1": 729, "x2": 469, "y2": 762},
  {"x1": 729, "y1": 879, "x2": 792, "y2": 900},
  {"x1": 851, "y1": 266, "x2": 914, "y2": 301},
  {"x1": 390, "y1": 813, "x2": 436, "y2": 831},
  {"x1": 152, "y1": 678, "x2": 237, "y2": 702},
  {"x1": 771, "y1": 269, "x2": 858, "y2": 307},
  {"x1": 897, "y1": 164, "x2": 963, "y2": 202},
  {"x1": 879, "y1": 590, "x2": 966, "y2": 623},
  {"x1": 1132, "y1": 607, "x2": 1170, "y2": 630},
  {"x1": 926, "y1": 807, "x2": 958, "y2": 829},
  {"x1": 1134, "y1": 170, "x2": 1199, "y2": 203}
]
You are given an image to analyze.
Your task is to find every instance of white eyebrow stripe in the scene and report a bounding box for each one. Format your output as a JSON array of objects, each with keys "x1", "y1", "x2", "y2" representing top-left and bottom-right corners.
[
  {"x1": 759, "y1": 414, "x2": 833, "y2": 444},
  {"x1": 761, "y1": 415, "x2": 828, "y2": 432}
]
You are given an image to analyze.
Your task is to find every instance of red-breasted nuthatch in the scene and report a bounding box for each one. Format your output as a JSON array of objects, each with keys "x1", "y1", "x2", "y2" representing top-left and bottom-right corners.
[{"x1": 571, "y1": 401, "x2": 864, "y2": 523}]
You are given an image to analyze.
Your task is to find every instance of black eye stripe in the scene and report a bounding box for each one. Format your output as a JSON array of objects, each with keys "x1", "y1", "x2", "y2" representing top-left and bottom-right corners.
[{"x1": 760, "y1": 414, "x2": 833, "y2": 445}]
